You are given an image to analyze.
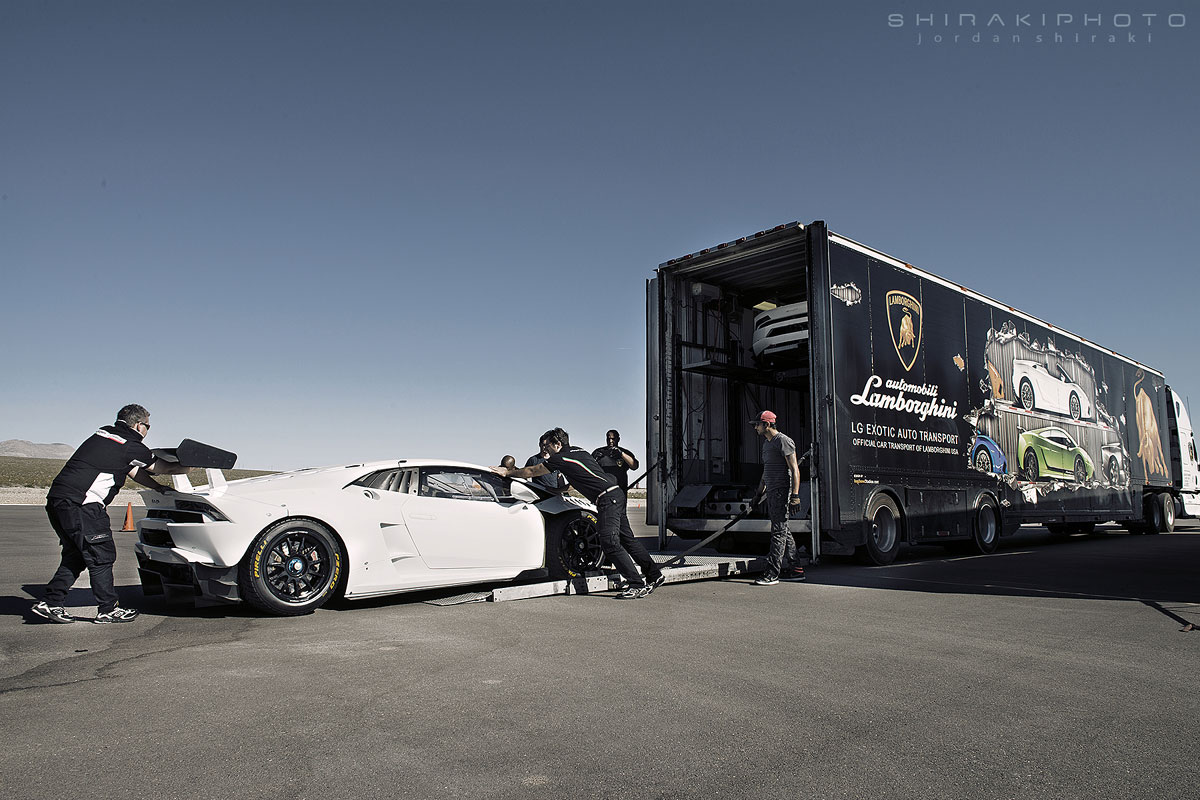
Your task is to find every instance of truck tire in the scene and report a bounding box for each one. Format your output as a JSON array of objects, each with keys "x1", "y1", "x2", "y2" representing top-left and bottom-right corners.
[
  {"x1": 1019, "y1": 379, "x2": 1035, "y2": 411},
  {"x1": 859, "y1": 494, "x2": 901, "y2": 565},
  {"x1": 545, "y1": 510, "x2": 603, "y2": 579},
  {"x1": 972, "y1": 499, "x2": 999, "y2": 554},
  {"x1": 1156, "y1": 493, "x2": 1175, "y2": 533},
  {"x1": 239, "y1": 519, "x2": 343, "y2": 616}
]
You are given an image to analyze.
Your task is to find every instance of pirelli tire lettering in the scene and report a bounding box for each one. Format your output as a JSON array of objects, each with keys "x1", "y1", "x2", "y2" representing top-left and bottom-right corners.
[{"x1": 240, "y1": 518, "x2": 344, "y2": 616}]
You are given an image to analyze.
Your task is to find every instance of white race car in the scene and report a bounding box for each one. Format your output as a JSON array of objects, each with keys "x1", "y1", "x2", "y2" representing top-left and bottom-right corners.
[
  {"x1": 135, "y1": 459, "x2": 602, "y2": 616},
  {"x1": 1011, "y1": 358, "x2": 1092, "y2": 421}
]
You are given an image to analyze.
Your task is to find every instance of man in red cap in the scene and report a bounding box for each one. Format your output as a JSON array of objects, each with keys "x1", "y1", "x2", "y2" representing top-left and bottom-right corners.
[{"x1": 750, "y1": 410, "x2": 805, "y2": 585}]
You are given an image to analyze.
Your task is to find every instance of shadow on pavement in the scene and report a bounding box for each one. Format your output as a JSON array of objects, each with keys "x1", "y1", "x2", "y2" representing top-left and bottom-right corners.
[{"x1": 804, "y1": 526, "x2": 1199, "y2": 629}]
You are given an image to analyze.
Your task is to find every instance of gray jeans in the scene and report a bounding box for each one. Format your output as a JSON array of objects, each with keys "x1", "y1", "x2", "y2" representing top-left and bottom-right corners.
[{"x1": 764, "y1": 487, "x2": 798, "y2": 580}]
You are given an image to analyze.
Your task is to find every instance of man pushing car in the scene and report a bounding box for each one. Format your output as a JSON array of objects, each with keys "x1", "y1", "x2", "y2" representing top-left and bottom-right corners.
[
  {"x1": 33, "y1": 404, "x2": 188, "y2": 624},
  {"x1": 493, "y1": 427, "x2": 665, "y2": 599}
]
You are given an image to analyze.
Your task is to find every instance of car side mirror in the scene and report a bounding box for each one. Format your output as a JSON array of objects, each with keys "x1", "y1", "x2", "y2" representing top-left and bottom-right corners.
[{"x1": 509, "y1": 481, "x2": 539, "y2": 502}]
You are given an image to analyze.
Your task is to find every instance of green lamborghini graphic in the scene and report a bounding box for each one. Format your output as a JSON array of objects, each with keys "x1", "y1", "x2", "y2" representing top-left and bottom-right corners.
[{"x1": 1018, "y1": 426, "x2": 1094, "y2": 483}]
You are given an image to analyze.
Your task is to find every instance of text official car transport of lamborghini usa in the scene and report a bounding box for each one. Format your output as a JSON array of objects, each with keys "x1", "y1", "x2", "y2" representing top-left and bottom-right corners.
[{"x1": 134, "y1": 460, "x2": 603, "y2": 615}]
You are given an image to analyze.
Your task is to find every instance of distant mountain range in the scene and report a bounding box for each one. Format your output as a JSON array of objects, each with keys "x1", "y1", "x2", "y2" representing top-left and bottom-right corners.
[{"x1": 0, "y1": 439, "x2": 76, "y2": 459}]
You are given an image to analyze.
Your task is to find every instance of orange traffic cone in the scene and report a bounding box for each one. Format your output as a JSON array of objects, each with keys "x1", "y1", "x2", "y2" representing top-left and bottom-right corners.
[{"x1": 121, "y1": 502, "x2": 135, "y2": 532}]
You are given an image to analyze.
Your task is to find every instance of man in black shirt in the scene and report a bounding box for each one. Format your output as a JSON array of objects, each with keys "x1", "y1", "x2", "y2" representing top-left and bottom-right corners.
[
  {"x1": 34, "y1": 404, "x2": 185, "y2": 624},
  {"x1": 592, "y1": 429, "x2": 640, "y2": 491},
  {"x1": 496, "y1": 428, "x2": 664, "y2": 599},
  {"x1": 524, "y1": 443, "x2": 565, "y2": 494}
]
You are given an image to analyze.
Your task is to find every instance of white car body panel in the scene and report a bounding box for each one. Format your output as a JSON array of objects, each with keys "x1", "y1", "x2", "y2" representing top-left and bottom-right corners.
[
  {"x1": 135, "y1": 459, "x2": 555, "y2": 604},
  {"x1": 1011, "y1": 358, "x2": 1093, "y2": 419},
  {"x1": 751, "y1": 301, "x2": 809, "y2": 358}
]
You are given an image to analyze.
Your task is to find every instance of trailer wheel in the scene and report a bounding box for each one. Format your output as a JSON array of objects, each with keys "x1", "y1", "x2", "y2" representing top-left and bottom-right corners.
[
  {"x1": 859, "y1": 495, "x2": 901, "y2": 565},
  {"x1": 972, "y1": 499, "x2": 999, "y2": 555},
  {"x1": 545, "y1": 510, "x2": 603, "y2": 579},
  {"x1": 1022, "y1": 449, "x2": 1040, "y2": 481},
  {"x1": 1019, "y1": 379, "x2": 1035, "y2": 411},
  {"x1": 1156, "y1": 493, "x2": 1175, "y2": 533}
]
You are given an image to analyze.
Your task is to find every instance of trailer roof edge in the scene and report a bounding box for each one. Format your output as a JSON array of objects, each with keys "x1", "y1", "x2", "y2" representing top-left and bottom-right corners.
[{"x1": 827, "y1": 231, "x2": 1163, "y2": 378}]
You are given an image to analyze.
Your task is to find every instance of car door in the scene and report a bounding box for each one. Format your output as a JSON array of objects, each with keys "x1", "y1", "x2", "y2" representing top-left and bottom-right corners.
[
  {"x1": 404, "y1": 467, "x2": 544, "y2": 569},
  {"x1": 1046, "y1": 430, "x2": 1073, "y2": 473}
]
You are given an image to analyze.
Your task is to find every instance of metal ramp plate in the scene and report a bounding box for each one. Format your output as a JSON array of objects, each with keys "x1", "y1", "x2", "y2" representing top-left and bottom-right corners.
[
  {"x1": 424, "y1": 555, "x2": 765, "y2": 606},
  {"x1": 424, "y1": 590, "x2": 493, "y2": 606}
]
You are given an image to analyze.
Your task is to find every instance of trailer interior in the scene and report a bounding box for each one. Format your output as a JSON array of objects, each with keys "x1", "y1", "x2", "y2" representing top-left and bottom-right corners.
[{"x1": 649, "y1": 223, "x2": 817, "y2": 554}]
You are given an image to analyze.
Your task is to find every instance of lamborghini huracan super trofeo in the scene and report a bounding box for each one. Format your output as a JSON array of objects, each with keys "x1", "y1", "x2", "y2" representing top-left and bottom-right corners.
[{"x1": 134, "y1": 460, "x2": 603, "y2": 616}]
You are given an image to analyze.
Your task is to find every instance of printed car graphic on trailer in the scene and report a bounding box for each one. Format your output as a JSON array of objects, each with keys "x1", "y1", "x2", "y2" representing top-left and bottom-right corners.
[
  {"x1": 1012, "y1": 359, "x2": 1092, "y2": 420},
  {"x1": 970, "y1": 432, "x2": 1007, "y2": 475},
  {"x1": 1018, "y1": 426, "x2": 1094, "y2": 483}
]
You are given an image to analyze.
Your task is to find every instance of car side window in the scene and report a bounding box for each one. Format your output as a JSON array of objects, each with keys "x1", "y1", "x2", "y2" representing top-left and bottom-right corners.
[
  {"x1": 419, "y1": 470, "x2": 501, "y2": 502},
  {"x1": 352, "y1": 469, "x2": 418, "y2": 493},
  {"x1": 355, "y1": 470, "x2": 397, "y2": 490}
]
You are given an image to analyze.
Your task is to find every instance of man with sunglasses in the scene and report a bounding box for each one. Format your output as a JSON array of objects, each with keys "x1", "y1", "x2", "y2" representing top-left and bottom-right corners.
[{"x1": 34, "y1": 404, "x2": 185, "y2": 624}]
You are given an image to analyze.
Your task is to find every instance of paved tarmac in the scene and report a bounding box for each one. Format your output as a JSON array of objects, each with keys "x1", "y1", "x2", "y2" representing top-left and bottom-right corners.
[{"x1": 1, "y1": 505, "x2": 1197, "y2": 800}]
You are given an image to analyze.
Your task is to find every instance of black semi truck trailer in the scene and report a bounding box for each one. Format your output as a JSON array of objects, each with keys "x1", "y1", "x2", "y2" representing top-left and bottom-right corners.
[{"x1": 647, "y1": 221, "x2": 1195, "y2": 564}]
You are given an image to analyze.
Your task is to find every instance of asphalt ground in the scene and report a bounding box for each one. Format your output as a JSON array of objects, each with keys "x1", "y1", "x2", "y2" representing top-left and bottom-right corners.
[{"x1": 1, "y1": 505, "x2": 1198, "y2": 800}]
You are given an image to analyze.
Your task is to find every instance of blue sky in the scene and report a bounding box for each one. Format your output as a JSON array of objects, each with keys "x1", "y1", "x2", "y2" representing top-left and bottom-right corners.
[{"x1": 3, "y1": 1, "x2": 1196, "y2": 470}]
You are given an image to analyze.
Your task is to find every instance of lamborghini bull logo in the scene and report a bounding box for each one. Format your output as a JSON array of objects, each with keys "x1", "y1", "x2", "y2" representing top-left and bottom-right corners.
[{"x1": 886, "y1": 290, "x2": 922, "y2": 372}]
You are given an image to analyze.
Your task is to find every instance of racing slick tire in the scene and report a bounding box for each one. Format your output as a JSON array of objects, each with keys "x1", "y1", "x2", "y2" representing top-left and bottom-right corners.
[
  {"x1": 239, "y1": 519, "x2": 343, "y2": 616},
  {"x1": 545, "y1": 510, "x2": 603, "y2": 579},
  {"x1": 858, "y1": 494, "x2": 901, "y2": 565}
]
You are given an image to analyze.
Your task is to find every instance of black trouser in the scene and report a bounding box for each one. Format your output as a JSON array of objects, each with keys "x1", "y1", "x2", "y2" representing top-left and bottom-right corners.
[
  {"x1": 764, "y1": 486, "x2": 798, "y2": 581},
  {"x1": 44, "y1": 499, "x2": 119, "y2": 613},
  {"x1": 596, "y1": 487, "x2": 662, "y2": 588}
]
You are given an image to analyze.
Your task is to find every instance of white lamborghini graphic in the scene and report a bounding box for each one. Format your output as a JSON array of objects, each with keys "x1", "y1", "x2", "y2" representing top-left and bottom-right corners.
[{"x1": 1012, "y1": 359, "x2": 1092, "y2": 421}]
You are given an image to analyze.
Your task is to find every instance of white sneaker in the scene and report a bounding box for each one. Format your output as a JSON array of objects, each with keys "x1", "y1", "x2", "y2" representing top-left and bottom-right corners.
[{"x1": 93, "y1": 607, "x2": 140, "y2": 624}]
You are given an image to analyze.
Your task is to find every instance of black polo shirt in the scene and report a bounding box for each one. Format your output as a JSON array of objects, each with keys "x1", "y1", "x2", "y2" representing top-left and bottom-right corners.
[
  {"x1": 544, "y1": 446, "x2": 616, "y2": 503},
  {"x1": 592, "y1": 445, "x2": 639, "y2": 491},
  {"x1": 47, "y1": 423, "x2": 156, "y2": 507}
]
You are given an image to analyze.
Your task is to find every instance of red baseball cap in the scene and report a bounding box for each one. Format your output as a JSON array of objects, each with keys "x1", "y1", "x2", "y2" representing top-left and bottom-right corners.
[{"x1": 750, "y1": 410, "x2": 777, "y2": 424}]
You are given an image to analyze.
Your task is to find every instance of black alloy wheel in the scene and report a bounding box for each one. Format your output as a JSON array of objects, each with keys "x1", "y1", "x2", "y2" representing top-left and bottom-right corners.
[
  {"x1": 240, "y1": 520, "x2": 342, "y2": 615},
  {"x1": 546, "y1": 510, "x2": 604, "y2": 579}
]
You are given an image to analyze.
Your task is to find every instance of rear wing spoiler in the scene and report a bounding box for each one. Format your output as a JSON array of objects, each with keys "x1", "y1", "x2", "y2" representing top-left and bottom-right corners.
[{"x1": 150, "y1": 439, "x2": 237, "y2": 494}]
